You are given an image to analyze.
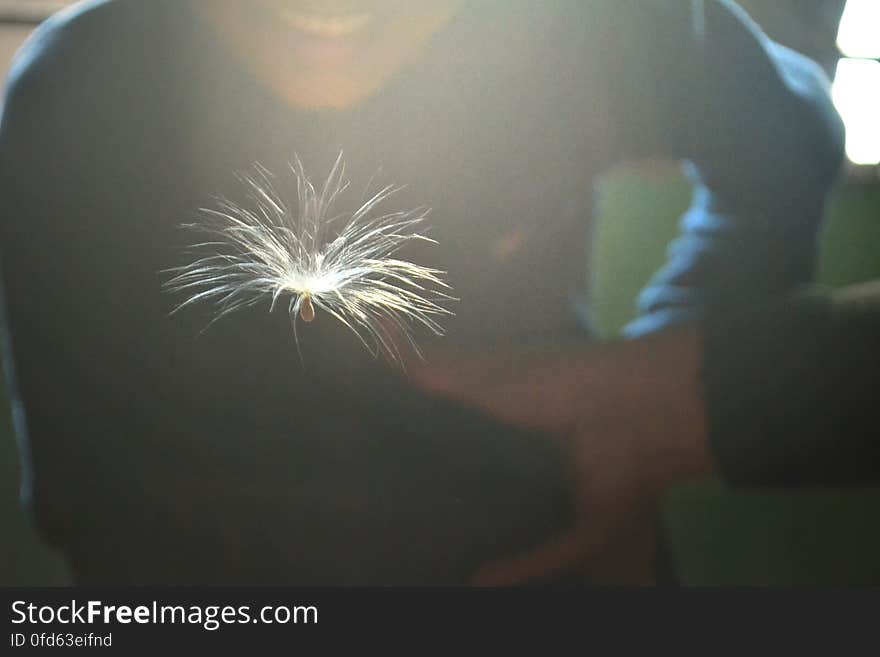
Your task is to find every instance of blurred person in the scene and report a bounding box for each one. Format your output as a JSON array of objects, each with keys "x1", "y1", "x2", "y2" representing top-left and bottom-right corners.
[
  {"x1": 414, "y1": 280, "x2": 880, "y2": 584},
  {"x1": 740, "y1": 0, "x2": 847, "y2": 76},
  {"x1": 0, "y1": 0, "x2": 844, "y2": 584}
]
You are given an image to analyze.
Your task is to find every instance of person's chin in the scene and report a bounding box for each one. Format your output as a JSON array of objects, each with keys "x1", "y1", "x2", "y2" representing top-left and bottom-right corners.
[{"x1": 279, "y1": 7, "x2": 376, "y2": 69}]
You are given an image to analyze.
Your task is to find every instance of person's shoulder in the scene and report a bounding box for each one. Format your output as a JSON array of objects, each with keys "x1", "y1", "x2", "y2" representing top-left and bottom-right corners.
[
  {"x1": 6, "y1": 1, "x2": 117, "y2": 92},
  {"x1": 4, "y1": 0, "x2": 171, "y2": 114}
]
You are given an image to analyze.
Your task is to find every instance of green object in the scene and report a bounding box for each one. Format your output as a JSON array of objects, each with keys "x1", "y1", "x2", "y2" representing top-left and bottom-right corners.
[{"x1": 594, "y1": 163, "x2": 880, "y2": 586}]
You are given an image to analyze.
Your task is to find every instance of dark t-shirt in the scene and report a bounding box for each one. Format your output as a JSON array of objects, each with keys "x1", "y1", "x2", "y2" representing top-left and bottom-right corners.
[{"x1": 0, "y1": 0, "x2": 844, "y2": 583}]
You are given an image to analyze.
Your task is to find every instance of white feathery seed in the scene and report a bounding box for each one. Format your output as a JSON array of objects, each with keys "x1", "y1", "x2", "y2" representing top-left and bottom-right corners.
[{"x1": 163, "y1": 153, "x2": 455, "y2": 364}]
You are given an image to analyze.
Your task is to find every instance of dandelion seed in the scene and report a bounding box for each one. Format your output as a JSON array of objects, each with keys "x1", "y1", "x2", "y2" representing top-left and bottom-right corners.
[{"x1": 163, "y1": 153, "x2": 456, "y2": 365}]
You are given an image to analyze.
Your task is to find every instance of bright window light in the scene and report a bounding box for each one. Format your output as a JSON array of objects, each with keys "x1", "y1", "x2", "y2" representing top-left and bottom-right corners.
[
  {"x1": 832, "y1": 58, "x2": 880, "y2": 166},
  {"x1": 832, "y1": 0, "x2": 880, "y2": 166},
  {"x1": 836, "y1": 0, "x2": 880, "y2": 58}
]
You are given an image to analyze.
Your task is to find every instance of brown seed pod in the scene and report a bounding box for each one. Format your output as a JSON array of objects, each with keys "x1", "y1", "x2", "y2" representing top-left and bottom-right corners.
[{"x1": 300, "y1": 294, "x2": 315, "y2": 322}]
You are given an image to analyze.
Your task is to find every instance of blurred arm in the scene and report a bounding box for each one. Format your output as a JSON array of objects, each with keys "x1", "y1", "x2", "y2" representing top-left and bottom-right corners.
[
  {"x1": 601, "y1": 0, "x2": 846, "y2": 336},
  {"x1": 703, "y1": 281, "x2": 880, "y2": 485}
]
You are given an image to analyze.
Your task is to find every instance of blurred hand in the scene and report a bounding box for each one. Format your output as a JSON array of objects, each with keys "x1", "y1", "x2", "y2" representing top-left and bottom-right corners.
[{"x1": 409, "y1": 325, "x2": 716, "y2": 586}]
